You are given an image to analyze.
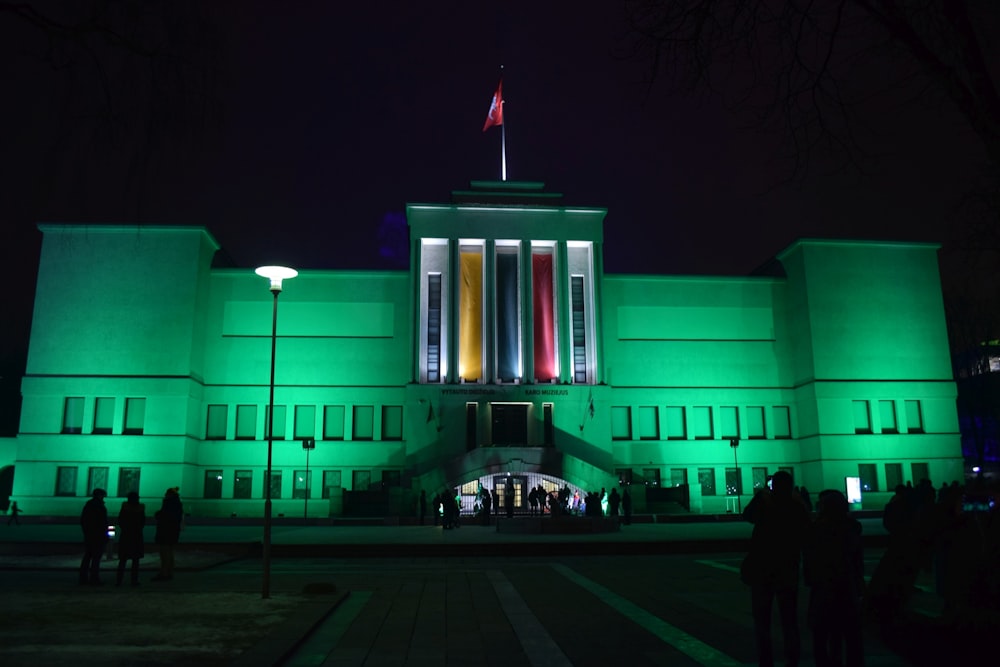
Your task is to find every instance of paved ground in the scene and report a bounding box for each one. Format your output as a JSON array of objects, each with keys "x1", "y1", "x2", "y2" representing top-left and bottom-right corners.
[{"x1": 0, "y1": 517, "x2": 977, "y2": 666}]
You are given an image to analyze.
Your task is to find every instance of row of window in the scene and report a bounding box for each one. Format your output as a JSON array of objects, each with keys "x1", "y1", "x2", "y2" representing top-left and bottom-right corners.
[
  {"x1": 610, "y1": 405, "x2": 793, "y2": 441},
  {"x1": 56, "y1": 466, "x2": 141, "y2": 497},
  {"x1": 62, "y1": 397, "x2": 146, "y2": 435},
  {"x1": 206, "y1": 404, "x2": 404, "y2": 441},
  {"x1": 853, "y1": 399, "x2": 924, "y2": 434}
]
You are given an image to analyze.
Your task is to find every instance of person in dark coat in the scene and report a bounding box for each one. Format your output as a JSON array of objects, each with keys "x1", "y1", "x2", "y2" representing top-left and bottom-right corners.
[
  {"x1": 742, "y1": 470, "x2": 811, "y2": 667},
  {"x1": 153, "y1": 487, "x2": 183, "y2": 581},
  {"x1": 79, "y1": 488, "x2": 109, "y2": 585},
  {"x1": 116, "y1": 491, "x2": 146, "y2": 586},
  {"x1": 609, "y1": 488, "x2": 621, "y2": 517}
]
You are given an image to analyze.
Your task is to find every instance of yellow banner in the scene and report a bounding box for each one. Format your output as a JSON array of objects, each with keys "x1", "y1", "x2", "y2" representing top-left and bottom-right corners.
[{"x1": 459, "y1": 250, "x2": 483, "y2": 380}]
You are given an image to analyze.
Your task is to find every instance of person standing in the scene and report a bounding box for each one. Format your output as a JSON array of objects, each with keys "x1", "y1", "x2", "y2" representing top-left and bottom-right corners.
[
  {"x1": 7, "y1": 501, "x2": 22, "y2": 526},
  {"x1": 609, "y1": 487, "x2": 621, "y2": 517},
  {"x1": 116, "y1": 491, "x2": 146, "y2": 586},
  {"x1": 742, "y1": 470, "x2": 811, "y2": 667},
  {"x1": 153, "y1": 487, "x2": 183, "y2": 582},
  {"x1": 79, "y1": 488, "x2": 109, "y2": 585}
]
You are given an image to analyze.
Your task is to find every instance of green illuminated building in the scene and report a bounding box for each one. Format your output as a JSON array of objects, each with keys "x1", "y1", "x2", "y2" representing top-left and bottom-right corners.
[{"x1": 6, "y1": 182, "x2": 962, "y2": 517}]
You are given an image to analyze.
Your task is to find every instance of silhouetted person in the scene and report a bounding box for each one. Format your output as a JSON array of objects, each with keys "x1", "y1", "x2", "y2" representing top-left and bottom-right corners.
[
  {"x1": 481, "y1": 488, "x2": 492, "y2": 525},
  {"x1": 622, "y1": 488, "x2": 632, "y2": 525},
  {"x1": 742, "y1": 470, "x2": 810, "y2": 667},
  {"x1": 79, "y1": 488, "x2": 109, "y2": 585},
  {"x1": 7, "y1": 501, "x2": 21, "y2": 525},
  {"x1": 419, "y1": 490, "x2": 427, "y2": 525},
  {"x1": 505, "y1": 482, "x2": 515, "y2": 518},
  {"x1": 528, "y1": 486, "x2": 539, "y2": 516},
  {"x1": 804, "y1": 489, "x2": 864, "y2": 667},
  {"x1": 116, "y1": 491, "x2": 146, "y2": 586},
  {"x1": 609, "y1": 488, "x2": 621, "y2": 517},
  {"x1": 153, "y1": 487, "x2": 183, "y2": 581}
]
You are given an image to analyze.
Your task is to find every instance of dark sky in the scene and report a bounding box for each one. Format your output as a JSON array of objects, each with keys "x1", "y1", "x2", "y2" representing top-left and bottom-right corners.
[{"x1": 0, "y1": 2, "x2": 993, "y2": 433}]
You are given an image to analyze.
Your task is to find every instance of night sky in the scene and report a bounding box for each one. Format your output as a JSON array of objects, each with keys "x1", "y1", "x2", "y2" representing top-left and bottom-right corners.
[{"x1": 0, "y1": 2, "x2": 993, "y2": 434}]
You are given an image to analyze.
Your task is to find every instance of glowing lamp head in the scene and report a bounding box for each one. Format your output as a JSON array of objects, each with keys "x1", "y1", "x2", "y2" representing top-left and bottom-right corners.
[{"x1": 255, "y1": 265, "x2": 298, "y2": 292}]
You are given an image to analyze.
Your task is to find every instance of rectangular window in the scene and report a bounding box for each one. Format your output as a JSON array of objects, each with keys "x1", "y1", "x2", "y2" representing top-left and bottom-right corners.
[
  {"x1": 904, "y1": 400, "x2": 924, "y2": 433},
  {"x1": 204, "y1": 470, "x2": 223, "y2": 499},
  {"x1": 267, "y1": 470, "x2": 282, "y2": 499},
  {"x1": 543, "y1": 403, "x2": 554, "y2": 446},
  {"x1": 352, "y1": 405, "x2": 374, "y2": 440},
  {"x1": 124, "y1": 398, "x2": 146, "y2": 435},
  {"x1": 665, "y1": 406, "x2": 686, "y2": 439},
  {"x1": 616, "y1": 468, "x2": 633, "y2": 486},
  {"x1": 382, "y1": 470, "x2": 401, "y2": 488},
  {"x1": 720, "y1": 406, "x2": 739, "y2": 439},
  {"x1": 858, "y1": 463, "x2": 878, "y2": 492},
  {"x1": 885, "y1": 463, "x2": 903, "y2": 491},
  {"x1": 323, "y1": 405, "x2": 345, "y2": 440},
  {"x1": 294, "y1": 405, "x2": 316, "y2": 439},
  {"x1": 466, "y1": 403, "x2": 478, "y2": 450},
  {"x1": 382, "y1": 406, "x2": 403, "y2": 441},
  {"x1": 571, "y1": 275, "x2": 588, "y2": 383},
  {"x1": 611, "y1": 406, "x2": 632, "y2": 440},
  {"x1": 669, "y1": 468, "x2": 687, "y2": 487},
  {"x1": 459, "y1": 245, "x2": 483, "y2": 382},
  {"x1": 725, "y1": 468, "x2": 743, "y2": 496},
  {"x1": 265, "y1": 405, "x2": 287, "y2": 439},
  {"x1": 532, "y1": 250, "x2": 557, "y2": 382},
  {"x1": 56, "y1": 466, "x2": 78, "y2": 496},
  {"x1": 643, "y1": 468, "x2": 662, "y2": 487},
  {"x1": 491, "y1": 403, "x2": 527, "y2": 445},
  {"x1": 293, "y1": 470, "x2": 311, "y2": 499},
  {"x1": 879, "y1": 400, "x2": 898, "y2": 434},
  {"x1": 637, "y1": 406, "x2": 659, "y2": 440},
  {"x1": 911, "y1": 462, "x2": 930, "y2": 484},
  {"x1": 773, "y1": 406, "x2": 791, "y2": 439},
  {"x1": 495, "y1": 246, "x2": 520, "y2": 382},
  {"x1": 692, "y1": 406, "x2": 713, "y2": 439},
  {"x1": 236, "y1": 405, "x2": 257, "y2": 440},
  {"x1": 752, "y1": 466, "x2": 768, "y2": 490},
  {"x1": 352, "y1": 470, "x2": 371, "y2": 491},
  {"x1": 698, "y1": 468, "x2": 716, "y2": 496},
  {"x1": 747, "y1": 406, "x2": 766, "y2": 439},
  {"x1": 206, "y1": 404, "x2": 228, "y2": 440},
  {"x1": 87, "y1": 467, "x2": 108, "y2": 496},
  {"x1": 322, "y1": 470, "x2": 342, "y2": 498},
  {"x1": 93, "y1": 397, "x2": 115, "y2": 434},
  {"x1": 63, "y1": 397, "x2": 84, "y2": 434},
  {"x1": 234, "y1": 470, "x2": 253, "y2": 499},
  {"x1": 118, "y1": 467, "x2": 141, "y2": 497},
  {"x1": 426, "y1": 273, "x2": 442, "y2": 382},
  {"x1": 853, "y1": 400, "x2": 872, "y2": 434}
]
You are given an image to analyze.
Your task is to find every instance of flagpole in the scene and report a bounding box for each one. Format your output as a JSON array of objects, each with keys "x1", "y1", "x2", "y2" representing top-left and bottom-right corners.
[{"x1": 501, "y1": 122, "x2": 507, "y2": 182}]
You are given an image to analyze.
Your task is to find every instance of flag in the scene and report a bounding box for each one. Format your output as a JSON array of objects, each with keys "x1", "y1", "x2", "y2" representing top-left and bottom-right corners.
[{"x1": 482, "y1": 78, "x2": 503, "y2": 131}]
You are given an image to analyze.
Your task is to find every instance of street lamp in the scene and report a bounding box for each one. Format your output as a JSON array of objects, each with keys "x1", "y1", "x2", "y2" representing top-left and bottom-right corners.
[
  {"x1": 302, "y1": 438, "x2": 315, "y2": 520},
  {"x1": 730, "y1": 438, "x2": 742, "y2": 513},
  {"x1": 255, "y1": 265, "x2": 297, "y2": 599}
]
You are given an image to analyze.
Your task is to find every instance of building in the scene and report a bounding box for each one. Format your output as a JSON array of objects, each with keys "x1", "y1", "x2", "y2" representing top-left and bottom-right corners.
[{"x1": 5, "y1": 181, "x2": 963, "y2": 517}]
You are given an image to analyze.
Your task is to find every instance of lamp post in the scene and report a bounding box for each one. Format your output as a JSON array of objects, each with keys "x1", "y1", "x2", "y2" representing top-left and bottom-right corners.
[
  {"x1": 255, "y1": 265, "x2": 297, "y2": 599},
  {"x1": 730, "y1": 438, "x2": 741, "y2": 513},
  {"x1": 302, "y1": 438, "x2": 315, "y2": 520}
]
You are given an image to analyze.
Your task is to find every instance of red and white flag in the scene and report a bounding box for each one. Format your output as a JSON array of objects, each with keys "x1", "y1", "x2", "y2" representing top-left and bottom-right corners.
[{"x1": 482, "y1": 78, "x2": 503, "y2": 131}]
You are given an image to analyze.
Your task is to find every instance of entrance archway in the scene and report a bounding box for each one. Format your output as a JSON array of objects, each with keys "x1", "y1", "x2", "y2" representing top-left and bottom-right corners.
[{"x1": 455, "y1": 472, "x2": 587, "y2": 516}]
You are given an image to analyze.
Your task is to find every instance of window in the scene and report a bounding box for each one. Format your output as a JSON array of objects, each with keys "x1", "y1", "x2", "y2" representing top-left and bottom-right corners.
[
  {"x1": 773, "y1": 406, "x2": 791, "y2": 439},
  {"x1": 353, "y1": 406, "x2": 374, "y2": 440},
  {"x1": 382, "y1": 470, "x2": 401, "y2": 488},
  {"x1": 352, "y1": 470, "x2": 371, "y2": 491},
  {"x1": 858, "y1": 463, "x2": 878, "y2": 492},
  {"x1": 293, "y1": 470, "x2": 311, "y2": 499},
  {"x1": 93, "y1": 397, "x2": 114, "y2": 434},
  {"x1": 118, "y1": 467, "x2": 141, "y2": 497},
  {"x1": 265, "y1": 405, "x2": 287, "y2": 439},
  {"x1": 885, "y1": 463, "x2": 903, "y2": 491},
  {"x1": 265, "y1": 470, "x2": 282, "y2": 499},
  {"x1": 665, "y1": 406, "x2": 686, "y2": 439},
  {"x1": 637, "y1": 406, "x2": 659, "y2": 440},
  {"x1": 725, "y1": 468, "x2": 743, "y2": 496},
  {"x1": 87, "y1": 467, "x2": 108, "y2": 496},
  {"x1": 616, "y1": 468, "x2": 633, "y2": 486},
  {"x1": 852, "y1": 400, "x2": 872, "y2": 434},
  {"x1": 206, "y1": 404, "x2": 228, "y2": 440},
  {"x1": 56, "y1": 466, "x2": 78, "y2": 496},
  {"x1": 382, "y1": 406, "x2": 403, "y2": 441},
  {"x1": 911, "y1": 462, "x2": 930, "y2": 484},
  {"x1": 466, "y1": 403, "x2": 478, "y2": 450},
  {"x1": 879, "y1": 400, "x2": 897, "y2": 434},
  {"x1": 611, "y1": 406, "x2": 632, "y2": 440},
  {"x1": 204, "y1": 470, "x2": 223, "y2": 499},
  {"x1": 904, "y1": 400, "x2": 924, "y2": 433},
  {"x1": 747, "y1": 406, "x2": 766, "y2": 439},
  {"x1": 643, "y1": 468, "x2": 662, "y2": 487},
  {"x1": 669, "y1": 468, "x2": 687, "y2": 487},
  {"x1": 720, "y1": 406, "x2": 739, "y2": 439},
  {"x1": 236, "y1": 405, "x2": 257, "y2": 440},
  {"x1": 698, "y1": 468, "x2": 716, "y2": 496},
  {"x1": 294, "y1": 405, "x2": 316, "y2": 439},
  {"x1": 322, "y1": 470, "x2": 342, "y2": 498},
  {"x1": 571, "y1": 275, "x2": 588, "y2": 383},
  {"x1": 543, "y1": 403, "x2": 554, "y2": 445},
  {"x1": 63, "y1": 397, "x2": 84, "y2": 434},
  {"x1": 426, "y1": 273, "x2": 442, "y2": 382},
  {"x1": 692, "y1": 406, "x2": 713, "y2": 439},
  {"x1": 752, "y1": 466, "x2": 768, "y2": 490},
  {"x1": 234, "y1": 470, "x2": 253, "y2": 499},
  {"x1": 323, "y1": 405, "x2": 345, "y2": 440},
  {"x1": 124, "y1": 398, "x2": 146, "y2": 435}
]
